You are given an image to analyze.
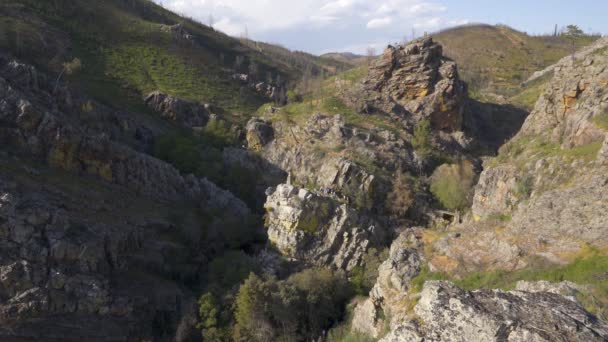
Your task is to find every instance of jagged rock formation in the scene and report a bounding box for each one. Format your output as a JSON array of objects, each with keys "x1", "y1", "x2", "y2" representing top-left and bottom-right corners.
[
  {"x1": 144, "y1": 91, "x2": 209, "y2": 129},
  {"x1": 264, "y1": 184, "x2": 386, "y2": 270},
  {"x1": 349, "y1": 38, "x2": 467, "y2": 132},
  {"x1": 382, "y1": 281, "x2": 608, "y2": 342},
  {"x1": 250, "y1": 113, "x2": 419, "y2": 216}
]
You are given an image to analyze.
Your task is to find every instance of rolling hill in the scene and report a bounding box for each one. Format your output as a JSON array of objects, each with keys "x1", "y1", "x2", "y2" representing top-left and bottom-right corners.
[{"x1": 432, "y1": 24, "x2": 599, "y2": 108}]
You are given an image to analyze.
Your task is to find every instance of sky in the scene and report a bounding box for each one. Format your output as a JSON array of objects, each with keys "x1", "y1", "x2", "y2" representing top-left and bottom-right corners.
[{"x1": 152, "y1": 0, "x2": 608, "y2": 55}]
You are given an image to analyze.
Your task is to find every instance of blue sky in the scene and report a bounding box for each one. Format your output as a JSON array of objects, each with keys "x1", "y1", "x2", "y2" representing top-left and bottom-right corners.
[{"x1": 153, "y1": 0, "x2": 607, "y2": 54}]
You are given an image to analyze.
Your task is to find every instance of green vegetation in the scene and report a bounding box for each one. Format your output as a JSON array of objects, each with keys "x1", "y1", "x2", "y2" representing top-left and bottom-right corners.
[
  {"x1": 350, "y1": 248, "x2": 390, "y2": 295},
  {"x1": 232, "y1": 269, "x2": 352, "y2": 341},
  {"x1": 430, "y1": 160, "x2": 477, "y2": 211},
  {"x1": 153, "y1": 119, "x2": 262, "y2": 209},
  {"x1": 592, "y1": 111, "x2": 608, "y2": 131},
  {"x1": 1, "y1": 0, "x2": 352, "y2": 117},
  {"x1": 412, "y1": 247, "x2": 608, "y2": 320},
  {"x1": 411, "y1": 119, "x2": 432, "y2": 156},
  {"x1": 197, "y1": 293, "x2": 224, "y2": 342},
  {"x1": 495, "y1": 137, "x2": 603, "y2": 167}
]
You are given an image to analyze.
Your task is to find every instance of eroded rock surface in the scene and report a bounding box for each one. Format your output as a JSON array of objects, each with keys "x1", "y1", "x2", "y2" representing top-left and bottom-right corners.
[{"x1": 383, "y1": 281, "x2": 608, "y2": 342}]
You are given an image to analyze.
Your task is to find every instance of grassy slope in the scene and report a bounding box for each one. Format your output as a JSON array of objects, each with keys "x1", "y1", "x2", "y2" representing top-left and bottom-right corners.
[
  {"x1": 0, "y1": 0, "x2": 350, "y2": 118},
  {"x1": 433, "y1": 24, "x2": 598, "y2": 108}
]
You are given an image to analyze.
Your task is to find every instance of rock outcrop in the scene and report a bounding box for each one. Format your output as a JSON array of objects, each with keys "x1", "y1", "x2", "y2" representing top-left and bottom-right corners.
[
  {"x1": 144, "y1": 91, "x2": 209, "y2": 129},
  {"x1": 246, "y1": 117, "x2": 274, "y2": 151},
  {"x1": 353, "y1": 38, "x2": 467, "y2": 132},
  {"x1": 382, "y1": 281, "x2": 608, "y2": 342},
  {"x1": 264, "y1": 184, "x2": 386, "y2": 270}
]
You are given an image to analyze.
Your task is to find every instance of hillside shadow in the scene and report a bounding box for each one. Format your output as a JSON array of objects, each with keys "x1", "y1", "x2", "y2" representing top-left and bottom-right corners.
[{"x1": 464, "y1": 99, "x2": 529, "y2": 156}]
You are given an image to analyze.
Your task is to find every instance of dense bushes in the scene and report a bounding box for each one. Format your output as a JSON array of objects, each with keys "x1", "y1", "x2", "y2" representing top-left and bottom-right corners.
[
  {"x1": 430, "y1": 160, "x2": 477, "y2": 211},
  {"x1": 232, "y1": 269, "x2": 351, "y2": 341}
]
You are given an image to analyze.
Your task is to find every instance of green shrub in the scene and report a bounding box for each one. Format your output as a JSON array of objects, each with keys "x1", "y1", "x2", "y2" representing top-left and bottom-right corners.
[
  {"x1": 287, "y1": 90, "x2": 303, "y2": 103},
  {"x1": 350, "y1": 248, "x2": 389, "y2": 296},
  {"x1": 200, "y1": 117, "x2": 238, "y2": 148},
  {"x1": 516, "y1": 174, "x2": 534, "y2": 198},
  {"x1": 412, "y1": 119, "x2": 432, "y2": 155},
  {"x1": 430, "y1": 160, "x2": 477, "y2": 211},
  {"x1": 197, "y1": 293, "x2": 224, "y2": 342}
]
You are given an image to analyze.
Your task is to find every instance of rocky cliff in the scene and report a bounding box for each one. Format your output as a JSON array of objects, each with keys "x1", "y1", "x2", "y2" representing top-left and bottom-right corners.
[{"x1": 0, "y1": 51, "x2": 252, "y2": 341}]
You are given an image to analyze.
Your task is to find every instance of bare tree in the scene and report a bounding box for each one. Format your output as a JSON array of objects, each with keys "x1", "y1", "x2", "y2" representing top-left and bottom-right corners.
[
  {"x1": 366, "y1": 47, "x2": 377, "y2": 66},
  {"x1": 208, "y1": 13, "x2": 214, "y2": 30}
]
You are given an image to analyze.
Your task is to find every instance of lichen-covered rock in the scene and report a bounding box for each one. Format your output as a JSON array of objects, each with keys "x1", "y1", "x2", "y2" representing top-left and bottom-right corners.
[
  {"x1": 264, "y1": 184, "x2": 385, "y2": 270},
  {"x1": 361, "y1": 38, "x2": 467, "y2": 132},
  {"x1": 144, "y1": 91, "x2": 209, "y2": 128},
  {"x1": 246, "y1": 117, "x2": 274, "y2": 150},
  {"x1": 382, "y1": 281, "x2": 608, "y2": 342}
]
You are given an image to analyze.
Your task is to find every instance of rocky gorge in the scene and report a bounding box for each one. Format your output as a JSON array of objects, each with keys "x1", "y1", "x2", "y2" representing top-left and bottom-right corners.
[{"x1": 1, "y1": 1, "x2": 608, "y2": 341}]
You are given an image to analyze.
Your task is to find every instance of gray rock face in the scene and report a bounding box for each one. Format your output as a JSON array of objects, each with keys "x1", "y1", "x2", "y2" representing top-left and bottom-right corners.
[
  {"x1": 352, "y1": 231, "x2": 422, "y2": 338},
  {"x1": 453, "y1": 41, "x2": 608, "y2": 270},
  {"x1": 144, "y1": 91, "x2": 209, "y2": 128},
  {"x1": 382, "y1": 281, "x2": 608, "y2": 342},
  {"x1": 360, "y1": 37, "x2": 467, "y2": 132},
  {"x1": 0, "y1": 55, "x2": 249, "y2": 216},
  {"x1": 0, "y1": 173, "x2": 200, "y2": 341},
  {"x1": 520, "y1": 43, "x2": 608, "y2": 148},
  {"x1": 264, "y1": 184, "x2": 385, "y2": 270}
]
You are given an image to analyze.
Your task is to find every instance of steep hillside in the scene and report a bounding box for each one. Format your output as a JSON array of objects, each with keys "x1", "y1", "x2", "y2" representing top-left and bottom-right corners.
[
  {"x1": 433, "y1": 24, "x2": 599, "y2": 108},
  {"x1": 0, "y1": 0, "x2": 349, "y2": 117}
]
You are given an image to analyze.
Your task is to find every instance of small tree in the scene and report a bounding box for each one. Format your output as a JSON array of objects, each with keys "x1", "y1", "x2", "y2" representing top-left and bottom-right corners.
[
  {"x1": 430, "y1": 160, "x2": 476, "y2": 211},
  {"x1": 564, "y1": 25, "x2": 584, "y2": 37},
  {"x1": 197, "y1": 293, "x2": 223, "y2": 342},
  {"x1": 366, "y1": 47, "x2": 376, "y2": 66},
  {"x1": 54, "y1": 58, "x2": 82, "y2": 93},
  {"x1": 412, "y1": 119, "x2": 432, "y2": 156}
]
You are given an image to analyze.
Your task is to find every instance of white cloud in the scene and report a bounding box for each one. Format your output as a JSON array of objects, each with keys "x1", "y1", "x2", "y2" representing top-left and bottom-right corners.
[
  {"x1": 367, "y1": 17, "x2": 393, "y2": 29},
  {"x1": 152, "y1": 0, "x2": 465, "y2": 53}
]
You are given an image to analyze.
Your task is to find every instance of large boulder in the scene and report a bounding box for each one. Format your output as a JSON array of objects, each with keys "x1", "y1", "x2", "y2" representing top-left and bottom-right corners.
[
  {"x1": 264, "y1": 184, "x2": 386, "y2": 270},
  {"x1": 144, "y1": 91, "x2": 209, "y2": 128},
  {"x1": 246, "y1": 117, "x2": 274, "y2": 150}
]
